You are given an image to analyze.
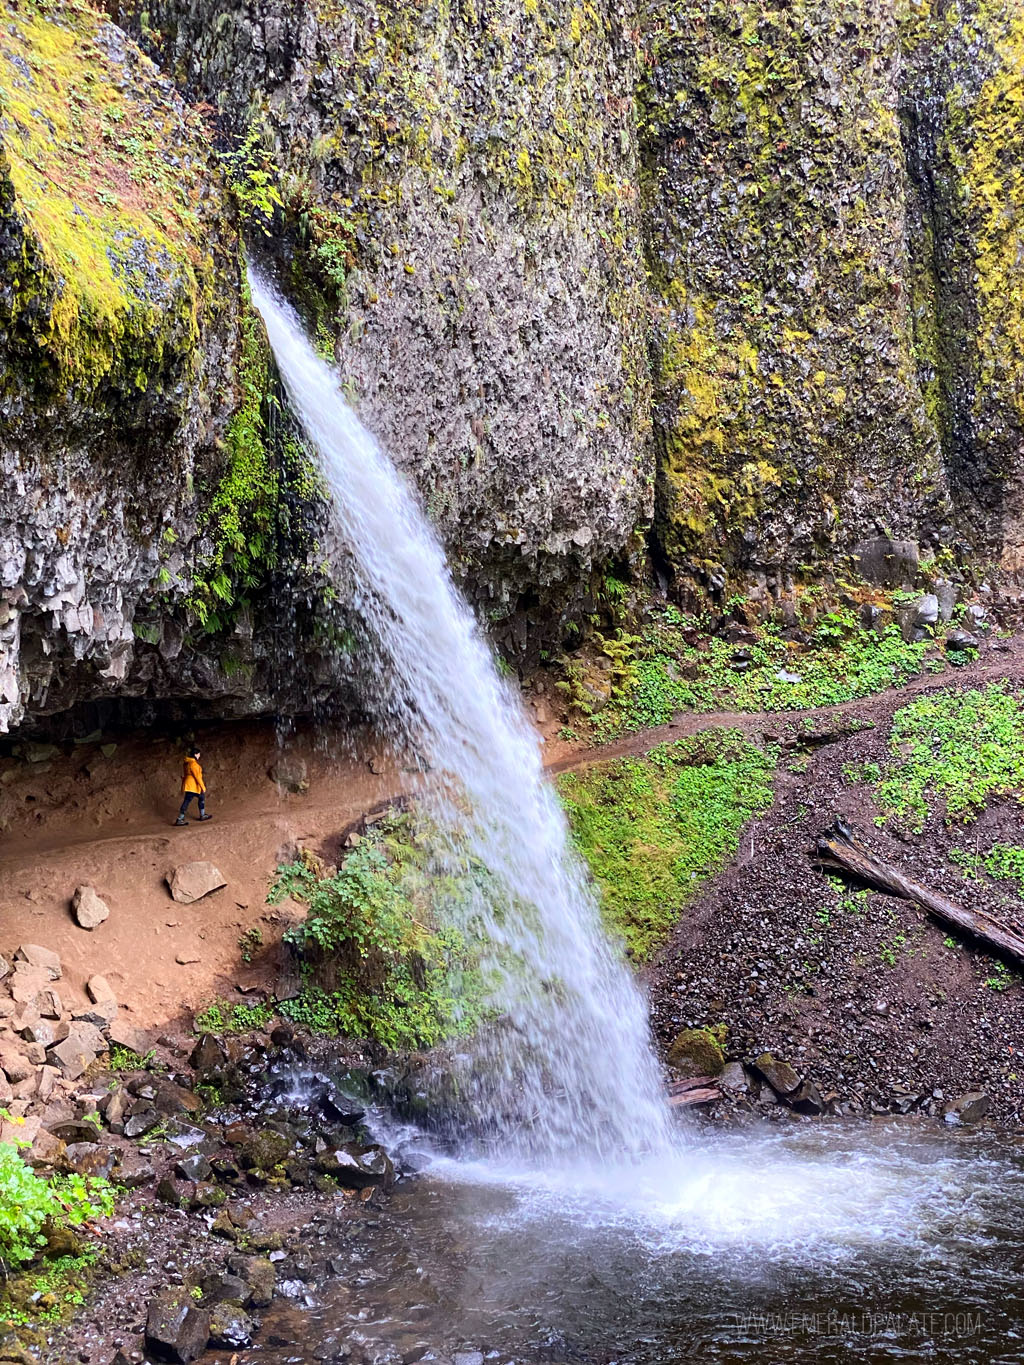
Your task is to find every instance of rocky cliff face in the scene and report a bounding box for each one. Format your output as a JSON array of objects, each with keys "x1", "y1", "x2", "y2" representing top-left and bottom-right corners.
[
  {"x1": 112, "y1": 0, "x2": 655, "y2": 651},
  {"x1": 2, "y1": 0, "x2": 1023, "y2": 731}
]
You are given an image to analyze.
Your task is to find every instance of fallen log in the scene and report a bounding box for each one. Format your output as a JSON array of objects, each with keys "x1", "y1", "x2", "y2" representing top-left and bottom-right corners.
[
  {"x1": 816, "y1": 818, "x2": 1024, "y2": 967},
  {"x1": 667, "y1": 1086, "x2": 721, "y2": 1108}
]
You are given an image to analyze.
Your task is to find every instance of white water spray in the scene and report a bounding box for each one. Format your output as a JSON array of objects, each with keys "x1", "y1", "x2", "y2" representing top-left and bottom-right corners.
[{"x1": 249, "y1": 268, "x2": 673, "y2": 1161}]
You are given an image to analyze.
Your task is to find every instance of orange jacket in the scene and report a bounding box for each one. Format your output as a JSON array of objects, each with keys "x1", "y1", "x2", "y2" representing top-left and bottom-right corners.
[{"x1": 182, "y1": 756, "x2": 206, "y2": 795}]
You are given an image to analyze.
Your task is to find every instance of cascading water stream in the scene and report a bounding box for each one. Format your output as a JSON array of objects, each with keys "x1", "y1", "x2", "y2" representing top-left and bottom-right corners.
[{"x1": 248, "y1": 268, "x2": 674, "y2": 1162}]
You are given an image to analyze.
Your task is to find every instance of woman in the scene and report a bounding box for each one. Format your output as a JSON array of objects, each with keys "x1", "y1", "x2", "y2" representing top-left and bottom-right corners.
[{"x1": 175, "y1": 746, "x2": 212, "y2": 826}]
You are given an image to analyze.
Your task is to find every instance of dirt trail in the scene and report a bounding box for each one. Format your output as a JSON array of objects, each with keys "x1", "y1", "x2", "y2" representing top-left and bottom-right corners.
[{"x1": 1, "y1": 643, "x2": 1020, "y2": 1030}]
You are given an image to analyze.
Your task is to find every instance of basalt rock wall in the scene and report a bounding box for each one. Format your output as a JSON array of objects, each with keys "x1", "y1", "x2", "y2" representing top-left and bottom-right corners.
[{"x1": 2, "y1": 0, "x2": 1023, "y2": 731}]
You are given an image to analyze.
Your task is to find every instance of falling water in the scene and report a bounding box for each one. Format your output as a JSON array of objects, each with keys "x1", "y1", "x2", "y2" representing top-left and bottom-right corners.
[{"x1": 248, "y1": 267, "x2": 673, "y2": 1161}]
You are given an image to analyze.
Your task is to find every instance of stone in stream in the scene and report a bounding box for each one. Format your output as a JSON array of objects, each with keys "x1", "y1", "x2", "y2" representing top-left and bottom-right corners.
[
  {"x1": 13, "y1": 944, "x2": 61, "y2": 979},
  {"x1": 199, "y1": 1271, "x2": 252, "y2": 1306},
  {"x1": 168, "y1": 861, "x2": 227, "y2": 904},
  {"x1": 943, "y1": 1092, "x2": 991, "y2": 1125},
  {"x1": 316, "y1": 1143, "x2": 395, "y2": 1190},
  {"x1": 145, "y1": 1287, "x2": 211, "y2": 1364},
  {"x1": 788, "y1": 1079, "x2": 825, "y2": 1116},
  {"x1": 71, "y1": 884, "x2": 110, "y2": 929},
  {"x1": 753, "y1": 1052, "x2": 801, "y2": 1096}
]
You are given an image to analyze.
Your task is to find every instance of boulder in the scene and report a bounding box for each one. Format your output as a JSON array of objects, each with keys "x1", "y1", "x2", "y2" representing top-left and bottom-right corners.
[
  {"x1": 0, "y1": 955, "x2": 9, "y2": 981},
  {"x1": 175, "y1": 1153, "x2": 213, "y2": 1183},
  {"x1": 788, "y1": 1079, "x2": 825, "y2": 1116},
  {"x1": 20, "y1": 1017, "x2": 68, "y2": 1049},
  {"x1": 316, "y1": 1143, "x2": 394, "y2": 1190},
  {"x1": 718, "y1": 1061, "x2": 751, "y2": 1093},
  {"x1": 10, "y1": 964, "x2": 53, "y2": 1005},
  {"x1": 13, "y1": 945, "x2": 61, "y2": 979},
  {"x1": 0, "y1": 1041, "x2": 34, "y2": 1084},
  {"x1": 75, "y1": 1000, "x2": 118, "y2": 1030},
  {"x1": 666, "y1": 1026, "x2": 726, "y2": 1079},
  {"x1": 107, "y1": 1020, "x2": 148, "y2": 1055},
  {"x1": 207, "y1": 1301, "x2": 254, "y2": 1349},
  {"x1": 753, "y1": 1053, "x2": 801, "y2": 1096},
  {"x1": 71, "y1": 885, "x2": 111, "y2": 930},
  {"x1": 36, "y1": 988, "x2": 62, "y2": 1019},
  {"x1": 112, "y1": 1149, "x2": 155, "y2": 1188},
  {"x1": 124, "y1": 1107, "x2": 161, "y2": 1139},
  {"x1": 946, "y1": 628, "x2": 979, "y2": 652},
  {"x1": 198, "y1": 1271, "x2": 251, "y2": 1306},
  {"x1": 227, "y1": 1255, "x2": 275, "y2": 1307},
  {"x1": 899, "y1": 593, "x2": 939, "y2": 641},
  {"x1": 269, "y1": 755, "x2": 309, "y2": 794},
  {"x1": 64, "y1": 1141, "x2": 116, "y2": 1179},
  {"x1": 168, "y1": 862, "x2": 227, "y2": 904},
  {"x1": 145, "y1": 1287, "x2": 211, "y2": 1364}
]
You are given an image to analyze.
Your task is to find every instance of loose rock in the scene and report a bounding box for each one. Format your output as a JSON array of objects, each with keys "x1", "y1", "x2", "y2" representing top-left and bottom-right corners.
[
  {"x1": 168, "y1": 862, "x2": 227, "y2": 904},
  {"x1": 71, "y1": 885, "x2": 111, "y2": 929}
]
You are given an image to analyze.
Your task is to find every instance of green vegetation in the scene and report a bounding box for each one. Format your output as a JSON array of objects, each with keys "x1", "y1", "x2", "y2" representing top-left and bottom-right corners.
[
  {"x1": 0, "y1": 1252, "x2": 96, "y2": 1329},
  {"x1": 557, "y1": 730, "x2": 777, "y2": 960},
  {"x1": 563, "y1": 604, "x2": 932, "y2": 738},
  {"x1": 873, "y1": 685, "x2": 1024, "y2": 832},
  {"x1": 193, "y1": 999, "x2": 276, "y2": 1035},
  {"x1": 270, "y1": 815, "x2": 488, "y2": 1050},
  {"x1": 0, "y1": 1139, "x2": 112, "y2": 1274}
]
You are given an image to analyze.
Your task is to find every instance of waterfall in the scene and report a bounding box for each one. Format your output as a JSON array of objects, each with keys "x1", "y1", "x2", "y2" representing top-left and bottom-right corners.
[{"x1": 249, "y1": 268, "x2": 673, "y2": 1162}]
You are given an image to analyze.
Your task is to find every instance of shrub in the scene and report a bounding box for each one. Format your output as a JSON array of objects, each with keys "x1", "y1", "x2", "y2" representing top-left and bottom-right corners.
[{"x1": 0, "y1": 1141, "x2": 113, "y2": 1272}]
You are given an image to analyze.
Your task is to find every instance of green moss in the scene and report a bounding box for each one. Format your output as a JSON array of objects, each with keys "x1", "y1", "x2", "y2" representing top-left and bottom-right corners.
[
  {"x1": 666, "y1": 1024, "x2": 726, "y2": 1077},
  {"x1": 640, "y1": 0, "x2": 939, "y2": 578},
  {"x1": 873, "y1": 684, "x2": 1024, "y2": 833},
  {"x1": 0, "y1": 0, "x2": 218, "y2": 394},
  {"x1": 557, "y1": 730, "x2": 777, "y2": 960},
  {"x1": 187, "y1": 300, "x2": 279, "y2": 627}
]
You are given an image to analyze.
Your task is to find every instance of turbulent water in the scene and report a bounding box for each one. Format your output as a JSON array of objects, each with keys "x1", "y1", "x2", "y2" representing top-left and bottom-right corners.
[
  {"x1": 248, "y1": 269, "x2": 672, "y2": 1161},
  {"x1": 253, "y1": 1121, "x2": 1024, "y2": 1364}
]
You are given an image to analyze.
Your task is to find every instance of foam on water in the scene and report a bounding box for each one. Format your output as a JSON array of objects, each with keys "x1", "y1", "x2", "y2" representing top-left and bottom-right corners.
[{"x1": 249, "y1": 268, "x2": 673, "y2": 1162}]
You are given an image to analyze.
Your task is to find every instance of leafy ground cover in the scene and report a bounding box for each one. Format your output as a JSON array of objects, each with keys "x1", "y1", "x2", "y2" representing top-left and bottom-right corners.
[
  {"x1": 869, "y1": 684, "x2": 1024, "y2": 833},
  {"x1": 557, "y1": 730, "x2": 778, "y2": 960},
  {"x1": 269, "y1": 815, "x2": 488, "y2": 1050},
  {"x1": 559, "y1": 603, "x2": 940, "y2": 739}
]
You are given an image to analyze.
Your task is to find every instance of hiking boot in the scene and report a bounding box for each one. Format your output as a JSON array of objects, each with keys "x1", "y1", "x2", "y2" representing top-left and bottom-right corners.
[
  {"x1": 174, "y1": 816, "x2": 188, "y2": 826},
  {"x1": 197, "y1": 813, "x2": 212, "y2": 822}
]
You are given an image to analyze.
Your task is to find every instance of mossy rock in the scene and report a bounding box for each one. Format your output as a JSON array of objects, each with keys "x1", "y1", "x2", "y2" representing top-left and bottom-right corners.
[
  {"x1": 238, "y1": 1129, "x2": 292, "y2": 1174},
  {"x1": 666, "y1": 1024, "x2": 727, "y2": 1078}
]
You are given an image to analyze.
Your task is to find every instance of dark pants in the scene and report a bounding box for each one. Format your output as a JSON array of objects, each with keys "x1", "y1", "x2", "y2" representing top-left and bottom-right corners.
[{"x1": 179, "y1": 792, "x2": 206, "y2": 818}]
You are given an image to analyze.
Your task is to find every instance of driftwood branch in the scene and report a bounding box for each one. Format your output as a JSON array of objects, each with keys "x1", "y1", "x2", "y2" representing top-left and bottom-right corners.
[{"x1": 816, "y1": 818, "x2": 1024, "y2": 967}]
